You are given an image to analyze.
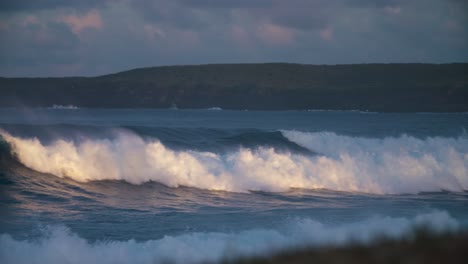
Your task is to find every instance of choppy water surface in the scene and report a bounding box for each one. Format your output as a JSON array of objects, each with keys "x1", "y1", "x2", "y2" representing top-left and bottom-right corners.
[{"x1": 0, "y1": 109, "x2": 467, "y2": 264}]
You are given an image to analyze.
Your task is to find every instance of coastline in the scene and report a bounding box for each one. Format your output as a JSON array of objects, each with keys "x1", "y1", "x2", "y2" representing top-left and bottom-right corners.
[{"x1": 1, "y1": 63, "x2": 467, "y2": 112}]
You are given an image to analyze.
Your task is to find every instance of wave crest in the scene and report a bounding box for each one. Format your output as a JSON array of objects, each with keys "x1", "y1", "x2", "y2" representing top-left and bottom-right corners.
[{"x1": 1, "y1": 129, "x2": 467, "y2": 194}]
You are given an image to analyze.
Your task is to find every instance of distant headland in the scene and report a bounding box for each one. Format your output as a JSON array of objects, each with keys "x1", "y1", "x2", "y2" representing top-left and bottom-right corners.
[{"x1": 1, "y1": 63, "x2": 467, "y2": 112}]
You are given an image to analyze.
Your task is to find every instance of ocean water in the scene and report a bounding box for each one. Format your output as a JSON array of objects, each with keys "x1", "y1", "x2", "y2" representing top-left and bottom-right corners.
[{"x1": 0, "y1": 108, "x2": 467, "y2": 264}]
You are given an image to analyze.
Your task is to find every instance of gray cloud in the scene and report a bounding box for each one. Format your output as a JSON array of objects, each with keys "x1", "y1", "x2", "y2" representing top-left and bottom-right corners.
[
  {"x1": 0, "y1": 18, "x2": 80, "y2": 76},
  {"x1": 261, "y1": 1, "x2": 335, "y2": 30},
  {"x1": 129, "y1": 0, "x2": 215, "y2": 30},
  {"x1": 343, "y1": 0, "x2": 402, "y2": 8},
  {"x1": 0, "y1": 0, "x2": 111, "y2": 12},
  {"x1": 0, "y1": 0, "x2": 466, "y2": 76},
  {"x1": 179, "y1": 0, "x2": 272, "y2": 8}
]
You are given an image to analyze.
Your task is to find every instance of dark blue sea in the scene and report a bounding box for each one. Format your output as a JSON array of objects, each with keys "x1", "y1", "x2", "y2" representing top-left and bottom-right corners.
[{"x1": 0, "y1": 108, "x2": 467, "y2": 263}]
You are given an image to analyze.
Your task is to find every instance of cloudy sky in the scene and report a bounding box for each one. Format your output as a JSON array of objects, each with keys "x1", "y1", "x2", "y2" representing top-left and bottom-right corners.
[{"x1": 0, "y1": 0, "x2": 466, "y2": 77}]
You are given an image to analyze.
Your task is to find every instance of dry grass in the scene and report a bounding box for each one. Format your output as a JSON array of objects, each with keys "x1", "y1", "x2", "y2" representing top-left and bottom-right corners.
[{"x1": 224, "y1": 231, "x2": 468, "y2": 264}]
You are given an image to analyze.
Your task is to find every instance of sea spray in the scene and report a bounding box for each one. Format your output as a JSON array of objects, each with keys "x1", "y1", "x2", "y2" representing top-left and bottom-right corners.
[{"x1": 1, "y1": 129, "x2": 467, "y2": 194}]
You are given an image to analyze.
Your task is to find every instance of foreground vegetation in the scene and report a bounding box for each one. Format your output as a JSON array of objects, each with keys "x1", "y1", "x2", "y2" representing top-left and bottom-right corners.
[{"x1": 226, "y1": 231, "x2": 468, "y2": 264}]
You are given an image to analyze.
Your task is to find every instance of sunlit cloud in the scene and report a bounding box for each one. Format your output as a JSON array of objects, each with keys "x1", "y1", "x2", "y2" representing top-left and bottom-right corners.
[
  {"x1": 257, "y1": 23, "x2": 296, "y2": 46},
  {"x1": 319, "y1": 26, "x2": 334, "y2": 41},
  {"x1": 60, "y1": 9, "x2": 103, "y2": 35}
]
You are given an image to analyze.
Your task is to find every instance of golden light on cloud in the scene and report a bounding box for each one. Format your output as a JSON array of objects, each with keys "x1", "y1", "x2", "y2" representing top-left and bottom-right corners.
[{"x1": 61, "y1": 9, "x2": 103, "y2": 35}]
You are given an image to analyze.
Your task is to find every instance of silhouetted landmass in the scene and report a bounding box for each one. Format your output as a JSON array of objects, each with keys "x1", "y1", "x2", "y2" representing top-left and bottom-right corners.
[{"x1": 1, "y1": 63, "x2": 467, "y2": 111}]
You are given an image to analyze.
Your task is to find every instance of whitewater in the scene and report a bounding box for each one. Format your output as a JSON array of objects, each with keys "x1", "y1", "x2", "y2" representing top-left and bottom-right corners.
[
  {"x1": 1, "y1": 129, "x2": 467, "y2": 194},
  {"x1": 1, "y1": 108, "x2": 467, "y2": 264}
]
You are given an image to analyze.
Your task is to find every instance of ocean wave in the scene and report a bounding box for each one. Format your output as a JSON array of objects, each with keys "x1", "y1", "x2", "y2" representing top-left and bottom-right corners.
[
  {"x1": 48, "y1": 105, "x2": 80, "y2": 110},
  {"x1": 306, "y1": 109, "x2": 378, "y2": 114},
  {"x1": 1, "y1": 129, "x2": 467, "y2": 194},
  {"x1": 206, "y1": 107, "x2": 223, "y2": 110},
  {"x1": 0, "y1": 211, "x2": 459, "y2": 264}
]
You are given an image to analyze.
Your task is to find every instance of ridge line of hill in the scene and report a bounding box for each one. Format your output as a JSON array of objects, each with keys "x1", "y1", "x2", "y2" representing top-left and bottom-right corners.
[{"x1": 1, "y1": 63, "x2": 467, "y2": 112}]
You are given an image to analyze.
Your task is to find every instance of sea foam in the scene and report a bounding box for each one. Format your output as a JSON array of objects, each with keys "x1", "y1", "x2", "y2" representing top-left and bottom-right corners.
[
  {"x1": 0, "y1": 211, "x2": 459, "y2": 264},
  {"x1": 1, "y1": 129, "x2": 467, "y2": 194}
]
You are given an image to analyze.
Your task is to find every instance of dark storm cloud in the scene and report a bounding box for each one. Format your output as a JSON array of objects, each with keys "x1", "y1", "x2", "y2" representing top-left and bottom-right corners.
[
  {"x1": 0, "y1": 0, "x2": 466, "y2": 76},
  {"x1": 0, "y1": 0, "x2": 111, "y2": 12}
]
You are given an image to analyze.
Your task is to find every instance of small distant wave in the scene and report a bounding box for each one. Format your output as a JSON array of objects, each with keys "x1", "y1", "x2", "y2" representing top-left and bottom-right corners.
[
  {"x1": 1, "y1": 129, "x2": 467, "y2": 194},
  {"x1": 0, "y1": 211, "x2": 459, "y2": 264},
  {"x1": 206, "y1": 107, "x2": 223, "y2": 111},
  {"x1": 306, "y1": 109, "x2": 378, "y2": 114},
  {"x1": 48, "y1": 105, "x2": 79, "y2": 110}
]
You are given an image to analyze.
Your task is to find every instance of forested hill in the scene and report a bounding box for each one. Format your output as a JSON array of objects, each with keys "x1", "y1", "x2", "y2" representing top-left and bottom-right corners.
[{"x1": 1, "y1": 63, "x2": 467, "y2": 112}]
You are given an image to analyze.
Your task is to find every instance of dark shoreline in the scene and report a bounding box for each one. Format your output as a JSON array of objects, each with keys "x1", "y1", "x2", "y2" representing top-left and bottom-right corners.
[{"x1": 1, "y1": 63, "x2": 467, "y2": 112}]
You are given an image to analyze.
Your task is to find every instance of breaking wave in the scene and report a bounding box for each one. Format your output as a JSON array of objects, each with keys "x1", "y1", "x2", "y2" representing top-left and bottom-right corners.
[
  {"x1": 206, "y1": 107, "x2": 223, "y2": 110},
  {"x1": 1, "y1": 129, "x2": 467, "y2": 194},
  {"x1": 48, "y1": 105, "x2": 80, "y2": 110},
  {"x1": 0, "y1": 211, "x2": 459, "y2": 264}
]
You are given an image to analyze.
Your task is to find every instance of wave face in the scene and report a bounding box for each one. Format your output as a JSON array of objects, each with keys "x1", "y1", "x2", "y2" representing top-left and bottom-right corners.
[
  {"x1": 0, "y1": 211, "x2": 459, "y2": 264},
  {"x1": 1, "y1": 129, "x2": 467, "y2": 194}
]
